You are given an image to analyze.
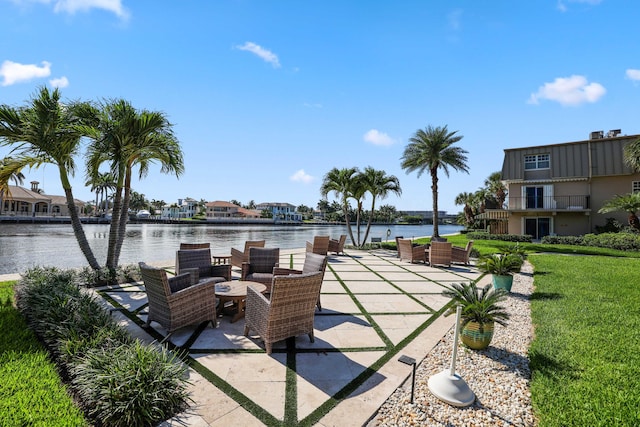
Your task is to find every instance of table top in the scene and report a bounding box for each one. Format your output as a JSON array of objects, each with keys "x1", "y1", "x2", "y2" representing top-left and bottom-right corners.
[{"x1": 215, "y1": 280, "x2": 266, "y2": 297}]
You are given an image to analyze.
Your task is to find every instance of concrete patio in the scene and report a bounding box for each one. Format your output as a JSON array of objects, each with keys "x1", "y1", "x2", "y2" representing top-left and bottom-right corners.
[{"x1": 98, "y1": 248, "x2": 489, "y2": 426}]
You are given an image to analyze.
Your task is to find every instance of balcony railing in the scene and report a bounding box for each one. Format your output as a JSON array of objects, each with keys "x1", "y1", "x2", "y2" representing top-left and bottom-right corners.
[{"x1": 507, "y1": 195, "x2": 590, "y2": 211}]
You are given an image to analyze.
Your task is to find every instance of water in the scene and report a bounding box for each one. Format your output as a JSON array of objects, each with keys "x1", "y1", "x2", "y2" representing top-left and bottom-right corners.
[{"x1": 0, "y1": 223, "x2": 463, "y2": 274}]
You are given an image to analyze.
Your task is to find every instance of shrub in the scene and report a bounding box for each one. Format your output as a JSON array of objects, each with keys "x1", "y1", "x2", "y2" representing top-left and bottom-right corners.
[
  {"x1": 466, "y1": 232, "x2": 533, "y2": 243},
  {"x1": 541, "y1": 235, "x2": 584, "y2": 245},
  {"x1": 582, "y1": 232, "x2": 640, "y2": 251},
  {"x1": 14, "y1": 267, "x2": 190, "y2": 426},
  {"x1": 72, "y1": 341, "x2": 189, "y2": 427},
  {"x1": 595, "y1": 217, "x2": 623, "y2": 234}
]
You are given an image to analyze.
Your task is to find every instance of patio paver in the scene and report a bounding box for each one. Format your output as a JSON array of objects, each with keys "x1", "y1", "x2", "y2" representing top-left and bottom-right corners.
[{"x1": 97, "y1": 248, "x2": 481, "y2": 426}]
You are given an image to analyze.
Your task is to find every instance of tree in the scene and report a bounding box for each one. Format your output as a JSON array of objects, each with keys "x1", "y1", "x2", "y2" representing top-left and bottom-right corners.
[
  {"x1": 81, "y1": 99, "x2": 184, "y2": 270},
  {"x1": 359, "y1": 167, "x2": 401, "y2": 245},
  {"x1": 484, "y1": 171, "x2": 507, "y2": 209},
  {"x1": 230, "y1": 199, "x2": 242, "y2": 207},
  {"x1": 401, "y1": 125, "x2": 469, "y2": 239},
  {"x1": 623, "y1": 138, "x2": 640, "y2": 172},
  {"x1": 85, "y1": 171, "x2": 116, "y2": 215},
  {"x1": 598, "y1": 192, "x2": 640, "y2": 230},
  {"x1": 378, "y1": 204, "x2": 397, "y2": 223},
  {"x1": 129, "y1": 191, "x2": 147, "y2": 212},
  {"x1": 0, "y1": 86, "x2": 101, "y2": 269},
  {"x1": 455, "y1": 191, "x2": 476, "y2": 228},
  {"x1": 320, "y1": 167, "x2": 359, "y2": 245}
]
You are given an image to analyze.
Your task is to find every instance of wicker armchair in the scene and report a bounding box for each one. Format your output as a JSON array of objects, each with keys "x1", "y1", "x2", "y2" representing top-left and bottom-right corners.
[
  {"x1": 138, "y1": 262, "x2": 217, "y2": 337},
  {"x1": 305, "y1": 235, "x2": 330, "y2": 255},
  {"x1": 176, "y1": 248, "x2": 231, "y2": 283},
  {"x1": 328, "y1": 234, "x2": 347, "y2": 255},
  {"x1": 452, "y1": 241, "x2": 473, "y2": 265},
  {"x1": 241, "y1": 247, "x2": 280, "y2": 286},
  {"x1": 397, "y1": 238, "x2": 427, "y2": 263},
  {"x1": 273, "y1": 252, "x2": 328, "y2": 310},
  {"x1": 244, "y1": 271, "x2": 324, "y2": 354},
  {"x1": 230, "y1": 240, "x2": 266, "y2": 268},
  {"x1": 395, "y1": 236, "x2": 404, "y2": 258},
  {"x1": 428, "y1": 241, "x2": 452, "y2": 267},
  {"x1": 179, "y1": 242, "x2": 210, "y2": 250}
]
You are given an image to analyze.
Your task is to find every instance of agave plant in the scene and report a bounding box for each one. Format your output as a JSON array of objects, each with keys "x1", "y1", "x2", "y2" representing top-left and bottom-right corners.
[{"x1": 442, "y1": 282, "x2": 510, "y2": 327}]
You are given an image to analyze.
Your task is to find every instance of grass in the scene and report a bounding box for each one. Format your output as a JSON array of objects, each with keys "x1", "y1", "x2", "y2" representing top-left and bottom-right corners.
[
  {"x1": 527, "y1": 255, "x2": 640, "y2": 426},
  {"x1": 0, "y1": 280, "x2": 87, "y2": 427}
]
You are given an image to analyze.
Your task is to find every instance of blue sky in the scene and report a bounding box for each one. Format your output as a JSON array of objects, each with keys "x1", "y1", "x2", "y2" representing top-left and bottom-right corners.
[{"x1": 1, "y1": 0, "x2": 639, "y2": 214}]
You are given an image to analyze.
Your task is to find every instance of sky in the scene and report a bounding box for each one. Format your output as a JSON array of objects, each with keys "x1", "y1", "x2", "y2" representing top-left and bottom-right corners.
[{"x1": 1, "y1": 0, "x2": 640, "y2": 214}]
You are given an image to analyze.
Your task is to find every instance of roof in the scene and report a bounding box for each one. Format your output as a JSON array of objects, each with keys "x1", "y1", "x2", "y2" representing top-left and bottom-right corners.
[
  {"x1": 205, "y1": 200, "x2": 241, "y2": 208},
  {"x1": 2, "y1": 185, "x2": 50, "y2": 202}
]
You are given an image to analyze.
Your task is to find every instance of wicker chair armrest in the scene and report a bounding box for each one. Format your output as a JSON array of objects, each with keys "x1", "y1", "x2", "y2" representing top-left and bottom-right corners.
[
  {"x1": 305, "y1": 241, "x2": 313, "y2": 252},
  {"x1": 273, "y1": 267, "x2": 302, "y2": 276},
  {"x1": 209, "y1": 264, "x2": 232, "y2": 281},
  {"x1": 167, "y1": 277, "x2": 217, "y2": 303},
  {"x1": 246, "y1": 283, "x2": 270, "y2": 321},
  {"x1": 241, "y1": 262, "x2": 250, "y2": 280}
]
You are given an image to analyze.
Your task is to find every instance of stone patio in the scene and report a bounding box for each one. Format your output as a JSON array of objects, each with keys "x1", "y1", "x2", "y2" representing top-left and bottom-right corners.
[{"x1": 98, "y1": 248, "x2": 488, "y2": 426}]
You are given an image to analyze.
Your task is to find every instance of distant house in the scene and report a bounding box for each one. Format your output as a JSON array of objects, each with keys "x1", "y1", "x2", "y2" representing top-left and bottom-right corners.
[
  {"x1": 160, "y1": 198, "x2": 199, "y2": 219},
  {"x1": 205, "y1": 201, "x2": 261, "y2": 219},
  {"x1": 255, "y1": 202, "x2": 302, "y2": 222},
  {"x1": 0, "y1": 182, "x2": 85, "y2": 217},
  {"x1": 482, "y1": 130, "x2": 640, "y2": 238}
]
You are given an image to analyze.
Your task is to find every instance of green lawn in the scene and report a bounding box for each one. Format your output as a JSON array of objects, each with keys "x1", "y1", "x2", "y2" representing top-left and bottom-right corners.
[
  {"x1": 527, "y1": 255, "x2": 640, "y2": 426},
  {"x1": 0, "y1": 281, "x2": 87, "y2": 427}
]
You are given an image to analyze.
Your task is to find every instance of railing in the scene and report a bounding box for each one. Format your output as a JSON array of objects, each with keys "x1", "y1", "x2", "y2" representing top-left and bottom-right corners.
[{"x1": 507, "y1": 195, "x2": 590, "y2": 210}]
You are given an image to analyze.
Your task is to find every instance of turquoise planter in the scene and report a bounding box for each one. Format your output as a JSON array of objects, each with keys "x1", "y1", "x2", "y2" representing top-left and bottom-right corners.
[{"x1": 492, "y1": 274, "x2": 513, "y2": 292}]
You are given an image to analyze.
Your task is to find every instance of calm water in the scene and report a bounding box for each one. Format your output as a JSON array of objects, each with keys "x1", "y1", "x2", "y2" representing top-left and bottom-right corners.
[{"x1": 0, "y1": 223, "x2": 463, "y2": 274}]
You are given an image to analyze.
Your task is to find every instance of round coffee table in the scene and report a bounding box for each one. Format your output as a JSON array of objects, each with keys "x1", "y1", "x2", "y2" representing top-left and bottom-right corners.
[{"x1": 215, "y1": 280, "x2": 266, "y2": 323}]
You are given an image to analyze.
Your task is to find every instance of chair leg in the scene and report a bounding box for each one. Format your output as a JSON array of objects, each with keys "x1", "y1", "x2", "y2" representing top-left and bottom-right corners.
[
  {"x1": 266, "y1": 342, "x2": 272, "y2": 355},
  {"x1": 243, "y1": 325, "x2": 250, "y2": 336},
  {"x1": 308, "y1": 331, "x2": 315, "y2": 343}
]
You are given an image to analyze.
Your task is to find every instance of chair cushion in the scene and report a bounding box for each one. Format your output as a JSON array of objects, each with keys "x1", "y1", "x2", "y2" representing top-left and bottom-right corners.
[
  {"x1": 246, "y1": 272, "x2": 273, "y2": 282},
  {"x1": 169, "y1": 274, "x2": 192, "y2": 293}
]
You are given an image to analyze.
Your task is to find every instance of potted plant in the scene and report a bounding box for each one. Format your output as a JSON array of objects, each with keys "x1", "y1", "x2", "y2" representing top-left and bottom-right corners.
[
  {"x1": 476, "y1": 253, "x2": 523, "y2": 292},
  {"x1": 442, "y1": 282, "x2": 510, "y2": 350}
]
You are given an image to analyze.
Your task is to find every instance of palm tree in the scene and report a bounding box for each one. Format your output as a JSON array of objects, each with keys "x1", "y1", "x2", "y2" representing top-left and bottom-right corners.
[
  {"x1": 484, "y1": 171, "x2": 507, "y2": 209},
  {"x1": 0, "y1": 157, "x2": 26, "y2": 200},
  {"x1": 0, "y1": 86, "x2": 100, "y2": 269},
  {"x1": 81, "y1": 99, "x2": 184, "y2": 270},
  {"x1": 623, "y1": 138, "x2": 640, "y2": 172},
  {"x1": 359, "y1": 167, "x2": 401, "y2": 245},
  {"x1": 400, "y1": 125, "x2": 469, "y2": 239},
  {"x1": 85, "y1": 171, "x2": 116, "y2": 215},
  {"x1": 454, "y1": 191, "x2": 476, "y2": 228},
  {"x1": 320, "y1": 167, "x2": 359, "y2": 245},
  {"x1": 598, "y1": 192, "x2": 640, "y2": 230}
]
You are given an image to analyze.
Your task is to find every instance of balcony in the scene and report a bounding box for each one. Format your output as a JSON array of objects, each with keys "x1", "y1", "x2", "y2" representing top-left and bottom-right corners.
[{"x1": 507, "y1": 195, "x2": 590, "y2": 211}]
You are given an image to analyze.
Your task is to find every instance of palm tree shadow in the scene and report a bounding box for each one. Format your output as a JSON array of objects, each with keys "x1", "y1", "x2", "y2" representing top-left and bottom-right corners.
[{"x1": 530, "y1": 292, "x2": 563, "y2": 301}]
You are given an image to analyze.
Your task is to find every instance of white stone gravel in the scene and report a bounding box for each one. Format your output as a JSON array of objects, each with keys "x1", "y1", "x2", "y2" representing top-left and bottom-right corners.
[{"x1": 368, "y1": 262, "x2": 536, "y2": 427}]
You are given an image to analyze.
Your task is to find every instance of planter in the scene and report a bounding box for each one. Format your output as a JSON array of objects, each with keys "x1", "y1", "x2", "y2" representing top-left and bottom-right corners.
[
  {"x1": 492, "y1": 274, "x2": 514, "y2": 292},
  {"x1": 461, "y1": 320, "x2": 494, "y2": 350}
]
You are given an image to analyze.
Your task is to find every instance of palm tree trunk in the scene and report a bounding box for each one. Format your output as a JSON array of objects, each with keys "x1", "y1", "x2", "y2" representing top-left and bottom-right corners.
[
  {"x1": 106, "y1": 185, "x2": 123, "y2": 269},
  {"x1": 362, "y1": 200, "x2": 376, "y2": 245},
  {"x1": 64, "y1": 188, "x2": 100, "y2": 270},
  {"x1": 113, "y1": 172, "x2": 132, "y2": 267},
  {"x1": 431, "y1": 168, "x2": 440, "y2": 238},
  {"x1": 343, "y1": 202, "x2": 356, "y2": 246}
]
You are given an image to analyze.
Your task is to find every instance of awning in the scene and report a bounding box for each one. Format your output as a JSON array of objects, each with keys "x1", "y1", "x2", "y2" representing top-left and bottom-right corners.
[{"x1": 474, "y1": 210, "x2": 509, "y2": 220}]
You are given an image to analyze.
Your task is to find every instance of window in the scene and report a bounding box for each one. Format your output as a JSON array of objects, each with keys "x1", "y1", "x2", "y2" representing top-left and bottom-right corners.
[
  {"x1": 633, "y1": 181, "x2": 640, "y2": 193},
  {"x1": 524, "y1": 154, "x2": 550, "y2": 170}
]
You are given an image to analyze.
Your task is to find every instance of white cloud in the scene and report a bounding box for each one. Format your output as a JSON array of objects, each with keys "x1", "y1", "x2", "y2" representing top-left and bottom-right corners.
[
  {"x1": 557, "y1": 0, "x2": 602, "y2": 12},
  {"x1": 303, "y1": 102, "x2": 322, "y2": 108},
  {"x1": 448, "y1": 8, "x2": 463, "y2": 31},
  {"x1": 363, "y1": 129, "x2": 395, "y2": 146},
  {"x1": 236, "y1": 42, "x2": 281, "y2": 68},
  {"x1": 626, "y1": 69, "x2": 640, "y2": 81},
  {"x1": 528, "y1": 75, "x2": 606, "y2": 106},
  {"x1": 9, "y1": 0, "x2": 129, "y2": 19},
  {"x1": 290, "y1": 169, "x2": 314, "y2": 184},
  {"x1": 49, "y1": 76, "x2": 69, "y2": 88},
  {"x1": 0, "y1": 60, "x2": 51, "y2": 86}
]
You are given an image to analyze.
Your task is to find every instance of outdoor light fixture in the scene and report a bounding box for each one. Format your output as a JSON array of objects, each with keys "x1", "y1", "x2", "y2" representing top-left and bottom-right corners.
[
  {"x1": 398, "y1": 354, "x2": 417, "y2": 403},
  {"x1": 427, "y1": 305, "x2": 475, "y2": 407}
]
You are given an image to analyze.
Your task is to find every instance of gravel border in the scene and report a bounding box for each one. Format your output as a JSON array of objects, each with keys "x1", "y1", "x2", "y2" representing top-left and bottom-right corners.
[{"x1": 368, "y1": 262, "x2": 536, "y2": 426}]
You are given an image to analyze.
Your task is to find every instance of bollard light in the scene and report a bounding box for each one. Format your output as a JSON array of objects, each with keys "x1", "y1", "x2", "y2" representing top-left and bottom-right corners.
[{"x1": 398, "y1": 354, "x2": 417, "y2": 403}]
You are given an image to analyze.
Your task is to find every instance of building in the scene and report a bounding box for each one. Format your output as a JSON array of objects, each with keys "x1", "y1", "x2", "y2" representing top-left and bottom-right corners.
[
  {"x1": 205, "y1": 201, "x2": 261, "y2": 219},
  {"x1": 487, "y1": 130, "x2": 640, "y2": 238},
  {"x1": 255, "y1": 202, "x2": 302, "y2": 223},
  {"x1": 160, "y1": 198, "x2": 199, "y2": 219},
  {"x1": 0, "y1": 182, "x2": 85, "y2": 217}
]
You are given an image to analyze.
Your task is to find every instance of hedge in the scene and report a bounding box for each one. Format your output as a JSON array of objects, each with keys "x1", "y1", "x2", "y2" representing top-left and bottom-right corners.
[{"x1": 14, "y1": 267, "x2": 190, "y2": 427}]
